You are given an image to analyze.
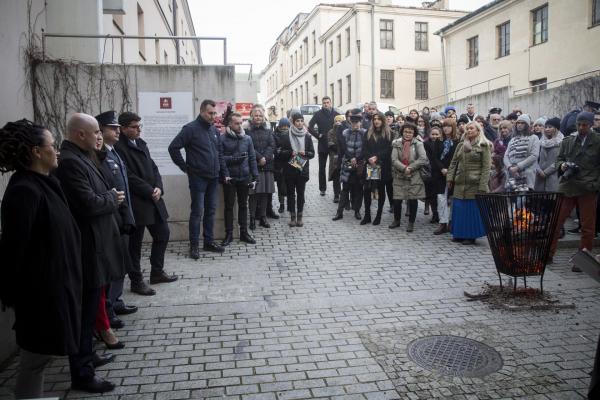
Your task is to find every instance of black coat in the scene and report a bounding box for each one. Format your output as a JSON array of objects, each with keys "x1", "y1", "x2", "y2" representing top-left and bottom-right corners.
[
  {"x1": 246, "y1": 123, "x2": 275, "y2": 172},
  {"x1": 55, "y1": 141, "x2": 125, "y2": 289},
  {"x1": 308, "y1": 108, "x2": 339, "y2": 153},
  {"x1": 115, "y1": 134, "x2": 169, "y2": 226},
  {"x1": 0, "y1": 171, "x2": 82, "y2": 355},
  {"x1": 364, "y1": 132, "x2": 393, "y2": 182},
  {"x1": 99, "y1": 148, "x2": 135, "y2": 233},
  {"x1": 273, "y1": 128, "x2": 289, "y2": 178},
  {"x1": 219, "y1": 131, "x2": 259, "y2": 183},
  {"x1": 424, "y1": 139, "x2": 458, "y2": 195},
  {"x1": 168, "y1": 115, "x2": 223, "y2": 178},
  {"x1": 276, "y1": 132, "x2": 315, "y2": 180}
]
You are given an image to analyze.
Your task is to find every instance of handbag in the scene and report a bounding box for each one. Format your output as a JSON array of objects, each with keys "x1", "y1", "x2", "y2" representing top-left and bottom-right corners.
[
  {"x1": 366, "y1": 164, "x2": 381, "y2": 180},
  {"x1": 416, "y1": 144, "x2": 432, "y2": 181}
]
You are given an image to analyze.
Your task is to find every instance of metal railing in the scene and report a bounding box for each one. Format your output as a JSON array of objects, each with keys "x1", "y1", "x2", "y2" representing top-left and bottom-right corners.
[
  {"x1": 512, "y1": 68, "x2": 600, "y2": 96},
  {"x1": 41, "y1": 32, "x2": 227, "y2": 65},
  {"x1": 398, "y1": 74, "x2": 511, "y2": 113}
]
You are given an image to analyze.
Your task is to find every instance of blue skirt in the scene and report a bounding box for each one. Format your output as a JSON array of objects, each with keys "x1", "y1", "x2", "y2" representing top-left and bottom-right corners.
[{"x1": 451, "y1": 198, "x2": 486, "y2": 239}]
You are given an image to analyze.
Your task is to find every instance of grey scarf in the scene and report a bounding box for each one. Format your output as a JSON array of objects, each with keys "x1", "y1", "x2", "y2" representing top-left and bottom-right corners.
[
  {"x1": 226, "y1": 126, "x2": 244, "y2": 139},
  {"x1": 289, "y1": 125, "x2": 307, "y2": 153},
  {"x1": 539, "y1": 132, "x2": 563, "y2": 149}
]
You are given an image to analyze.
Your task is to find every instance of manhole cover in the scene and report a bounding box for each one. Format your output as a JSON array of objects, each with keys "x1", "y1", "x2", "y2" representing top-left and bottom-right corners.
[{"x1": 407, "y1": 335, "x2": 503, "y2": 378}]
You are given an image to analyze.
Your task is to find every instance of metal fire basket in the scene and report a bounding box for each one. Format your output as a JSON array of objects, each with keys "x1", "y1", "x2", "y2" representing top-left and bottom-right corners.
[{"x1": 476, "y1": 192, "x2": 563, "y2": 293}]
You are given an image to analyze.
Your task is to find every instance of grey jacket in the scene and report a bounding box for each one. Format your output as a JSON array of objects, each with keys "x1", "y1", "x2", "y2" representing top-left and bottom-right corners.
[
  {"x1": 534, "y1": 133, "x2": 563, "y2": 192},
  {"x1": 503, "y1": 133, "x2": 540, "y2": 189}
]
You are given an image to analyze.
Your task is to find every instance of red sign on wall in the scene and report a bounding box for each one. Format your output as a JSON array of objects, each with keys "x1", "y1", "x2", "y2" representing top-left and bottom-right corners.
[
  {"x1": 160, "y1": 97, "x2": 172, "y2": 109},
  {"x1": 236, "y1": 103, "x2": 253, "y2": 119}
]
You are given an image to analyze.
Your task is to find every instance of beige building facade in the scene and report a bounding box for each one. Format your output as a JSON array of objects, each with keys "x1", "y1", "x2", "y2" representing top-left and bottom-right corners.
[
  {"x1": 261, "y1": 0, "x2": 466, "y2": 115},
  {"x1": 436, "y1": 0, "x2": 600, "y2": 105}
]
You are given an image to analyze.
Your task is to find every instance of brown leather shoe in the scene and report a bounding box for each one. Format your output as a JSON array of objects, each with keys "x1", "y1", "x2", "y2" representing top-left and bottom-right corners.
[
  {"x1": 150, "y1": 271, "x2": 178, "y2": 284},
  {"x1": 433, "y1": 223, "x2": 449, "y2": 235},
  {"x1": 130, "y1": 281, "x2": 156, "y2": 296}
]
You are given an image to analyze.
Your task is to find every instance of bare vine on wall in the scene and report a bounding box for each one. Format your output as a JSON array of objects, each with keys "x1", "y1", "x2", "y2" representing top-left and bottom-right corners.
[{"x1": 24, "y1": 0, "x2": 133, "y2": 142}]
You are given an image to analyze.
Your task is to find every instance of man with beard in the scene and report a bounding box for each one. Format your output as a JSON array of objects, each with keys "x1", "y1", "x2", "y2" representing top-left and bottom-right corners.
[{"x1": 308, "y1": 96, "x2": 339, "y2": 196}]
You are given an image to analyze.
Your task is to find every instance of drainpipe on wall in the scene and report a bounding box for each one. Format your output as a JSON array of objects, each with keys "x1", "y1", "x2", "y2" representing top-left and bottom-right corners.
[
  {"x1": 440, "y1": 33, "x2": 448, "y2": 108},
  {"x1": 354, "y1": 10, "x2": 360, "y2": 106},
  {"x1": 173, "y1": 0, "x2": 180, "y2": 64},
  {"x1": 323, "y1": 37, "x2": 328, "y2": 101},
  {"x1": 370, "y1": 3, "x2": 375, "y2": 101}
]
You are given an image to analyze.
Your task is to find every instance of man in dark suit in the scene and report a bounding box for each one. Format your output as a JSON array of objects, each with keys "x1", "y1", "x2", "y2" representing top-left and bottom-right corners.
[
  {"x1": 96, "y1": 111, "x2": 144, "y2": 317},
  {"x1": 308, "y1": 96, "x2": 339, "y2": 197},
  {"x1": 115, "y1": 112, "x2": 178, "y2": 294},
  {"x1": 55, "y1": 113, "x2": 124, "y2": 393}
]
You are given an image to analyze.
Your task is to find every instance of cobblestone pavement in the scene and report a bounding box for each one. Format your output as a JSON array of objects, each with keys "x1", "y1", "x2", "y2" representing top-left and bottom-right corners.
[{"x1": 1, "y1": 154, "x2": 599, "y2": 400}]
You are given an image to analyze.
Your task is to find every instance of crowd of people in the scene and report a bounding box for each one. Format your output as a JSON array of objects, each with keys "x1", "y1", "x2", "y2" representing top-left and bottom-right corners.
[{"x1": 1, "y1": 96, "x2": 599, "y2": 398}]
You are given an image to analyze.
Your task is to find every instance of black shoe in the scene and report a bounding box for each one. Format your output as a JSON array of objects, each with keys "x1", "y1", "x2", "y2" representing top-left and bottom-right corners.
[
  {"x1": 388, "y1": 220, "x2": 400, "y2": 229},
  {"x1": 130, "y1": 281, "x2": 155, "y2": 296},
  {"x1": 240, "y1": 231, "x2": 256, "y2": 244},
  {"x1": 452, "y1": 237, "x2": 464, "y2": 243},
  {"x1": 571, "y1": 265, "x2": 582, "y2": 272},
  {"x1": 360, "y1": 215, "x2": 371, "y2": 225},
  {"x1": 320, "y1": 191, "x2": 326, "y2": 196},
  {"x1": 189, "y1": 245, "x2": 200, "y2": 260},
  {"x1": 332, "y1": 211, "x2": 343, "y2": 221},
  {"x1": 150, "y1": 271, "x2": 178, "y2": 284},
  {"x1": 203, "y1": 242, "x2": 225, "y2": 253},
  {"x1": 92, "y1": 352, "x2": 115, "y2": 368},
  {"x1": 278, "y1": 204, "x2": 285, "y2": 214},
  {"x1": 266, "y1": 209, "x2": 280, "y2": 219},
  {"x1": 249, "y1": 218, "x2": 256, "y2": 230},
  {"x1": 462, "y1": 239, "x2": 476, "y2": 245},
  {"x1": 221, "y1": 232, "x2": 234, "y2": 247},
  {"x1": 354, "y1": 211, "x2": 362, "y2": 220},
  {"x1": 430, "y1": 214, "x2": 439, "y2": 224},
  {"x1": 96, "y1": 331, "x2": 125, "y2": 350},
  {"x1": 109, "y1": 317, "x2": 124, "y2": 330},
  {"x1": 333, "y1": 195, "x2": 340, "y2": 203},
  {"x1": 372, "y1": 215, "x2": 381, "y2": 225},
  {"x1": 72, "y1": 375, "x2": 116, "y2": 393},
  {"x1": 259, "y1": 217, "x2": 270, "y2": 228},
  {"x1": 114, "y1": 305, "x2": 137, "y2": 316}
]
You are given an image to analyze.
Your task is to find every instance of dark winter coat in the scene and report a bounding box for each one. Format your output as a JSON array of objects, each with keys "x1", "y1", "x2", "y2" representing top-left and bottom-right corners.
[
  {"x1": 338, "y1": 128, "x2": 366, "y2": 183},
  {"x1": 168, "y1": 115, "x2": 223, "y2": 179},
  {"x1": 0, "y1": 171, "x2": 82, "y2": 355},
  {"x1": 424, "y1": 139, "x2": 458, "y2": 195},
  {"x1": 115, "y1": 134, "x2": 169, "y2": 226},
  {"x1": 276, "y1": 132, "x2": 315, "y2": 180},
  {"x1": 308, "y1": 107, "x2": 340, "y2": 153},
  {"x1": 99, "y1": 147, "x2": 135, "y2": 233},
  {"x1": 246, "y1": 123, "x2": 276, "y2": 172},
  {"x1": 560, "y1": 109, "x2": 581, "y2": 135},
  {"x1": 219, "y1": 130, "x2": 259, "y2": 183},
  {"x1": 364, "y1": 131, "x2": 393, "y2": 182},
  {"x1": 555, "y1": 131, "x2": 600, "y2": 197},
  {"x1": 273, "y1": 128, "x2": 289, "y2": 179},
  {"x1": 55, "y1": 140, "x2": 124, "y2": 289}
]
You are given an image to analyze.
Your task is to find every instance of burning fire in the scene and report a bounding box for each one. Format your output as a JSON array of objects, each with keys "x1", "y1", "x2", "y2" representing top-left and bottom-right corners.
[{"x1": 513, "y1": 208, "x2": 534, "y2": 230}]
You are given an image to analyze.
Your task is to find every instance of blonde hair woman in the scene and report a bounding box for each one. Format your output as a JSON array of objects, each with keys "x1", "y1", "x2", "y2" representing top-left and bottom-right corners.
[{"x1": 446, "y1": 121, "x2": 491, "y2": 245}]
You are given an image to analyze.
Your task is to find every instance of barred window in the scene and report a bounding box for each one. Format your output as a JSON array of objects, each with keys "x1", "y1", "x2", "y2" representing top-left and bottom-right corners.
[{"x1": 380, "y1": 69, "x2": 394, "y2": 99}]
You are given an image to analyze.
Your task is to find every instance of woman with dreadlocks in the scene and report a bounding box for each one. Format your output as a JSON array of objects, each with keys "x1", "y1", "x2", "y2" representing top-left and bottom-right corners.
[{"x1": 0, "y1": 120, "x2": 82, "y2": 399}]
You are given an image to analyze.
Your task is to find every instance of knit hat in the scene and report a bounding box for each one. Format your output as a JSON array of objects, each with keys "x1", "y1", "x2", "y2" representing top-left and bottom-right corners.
[
  {"x1": 278, "y1": 117, "x2": 290, "y2": 128},
  {"x1": 457, "y1": 115, "x2": 469, "y2": 124},
  {"x1": 291, "y1": 113, "x2": 304, "y2": 123},
  {"x1": 533, "y1": 117, "x2": 547, "y2": 126},
  {"x1": 444, "y1": 105, "x2": 456, "y2": 114},
  {"x1": 576, "y1": 111, "x2": 594, "y2": 125},
  {"x1": 334, "y1": 114, "x2": 345, "y2": 123},
  {"x1": 516, "y1": 114, "x2": 531, "y2": 125},
  {"x1": 430, "y1": 112, "x2": 443, "y2": 121},
  {"x1": 544, "y1": 117, "x2": 561, "y2": 130}
]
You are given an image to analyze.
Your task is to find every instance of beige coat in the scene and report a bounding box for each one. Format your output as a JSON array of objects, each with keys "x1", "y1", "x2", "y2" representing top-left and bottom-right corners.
[{"x1": 391, "y1": 137, "x2": 427, "y2": 200}]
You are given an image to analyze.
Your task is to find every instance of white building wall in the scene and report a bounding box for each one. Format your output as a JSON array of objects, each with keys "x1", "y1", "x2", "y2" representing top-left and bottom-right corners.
[{"x1": 441, "y1": 0, "x2": 600, "y2": 100}]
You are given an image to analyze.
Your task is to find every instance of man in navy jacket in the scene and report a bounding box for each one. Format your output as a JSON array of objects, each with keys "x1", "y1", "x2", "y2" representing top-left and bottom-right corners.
[{"x1": 169, "y1": 99, "x2": 229, "y2": 259}]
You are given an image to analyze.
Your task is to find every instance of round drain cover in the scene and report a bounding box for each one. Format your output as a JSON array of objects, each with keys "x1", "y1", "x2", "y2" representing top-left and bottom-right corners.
[{"x1": 407, "y1": 335, "x2": 503, "y2": 378}]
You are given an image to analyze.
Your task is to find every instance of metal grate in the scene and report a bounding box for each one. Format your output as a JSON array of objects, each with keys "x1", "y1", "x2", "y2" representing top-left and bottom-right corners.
[{"x1": 407, "y1": 335, "x2": 503, "y2": 378}]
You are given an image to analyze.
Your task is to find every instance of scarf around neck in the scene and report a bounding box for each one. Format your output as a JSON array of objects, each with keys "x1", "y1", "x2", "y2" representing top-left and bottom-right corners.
[
  {"x1": 402, "y1": 139, "x2": 412, "y2": 165},
  {"x1": 539, "y1": 132, "x2": 564, "y2": 149},
  {"x1": 289, "y1": 125, "x2": 307, "y2": 153},
  {"x1": 226, "y1": 126, "x2": 244, "y2": 139}
]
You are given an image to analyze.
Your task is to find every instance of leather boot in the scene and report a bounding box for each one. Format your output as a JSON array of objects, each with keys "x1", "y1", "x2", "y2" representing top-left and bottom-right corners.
[
  {"x1": 360, "y1": 211, "x2": 371, "y2": 225},
  {"x1": 249, "y1": 217, "x2": 256, "y2": 230},
  {"x1": 296, "y1": 213, "x2": 304, "y2": 227},
  {"x1": 433, "y1": 223, "x2": 448, "y2": 235},
  {"x1": 189, "y1": 244, "x2": 200, "y2": 260},
  {"x1": 354, "y1": 210, "x2": 362, "y2": 220},
  {"x1": 372, "y1": 210, "x2": 382, "y2": 226},
  {"x1": 259, "y1": 217, "x2": 270, "y2": 228},
  {"x1": 406, "y1": 222, "x2": 414, "y2": 232},
  {"x1": 239, "y1": 230, "x2": 256, "y2": 244},
  {"x1": 430, "y1": 211, "x2": 440, "y2": 224},
  {"x1": 388, "y1": 220, "x2": 400, "y2": 229},
  {"x1": 289, "y1": 213, "x2": 297, "y2": 227},
  {"x1": 278, "y1": 195, "x2": 285, "y2": 214},
  {"x1": 221, "y1": 232, "x2": 233, "y2": 247},
  {"x1": 332, "y1": 210, "x2": 343, "y2": 221}
]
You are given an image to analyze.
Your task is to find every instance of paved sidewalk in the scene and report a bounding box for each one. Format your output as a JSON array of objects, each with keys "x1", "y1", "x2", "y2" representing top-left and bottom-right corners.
[{"x1": 1, "y1": 159, "x2": 599, "y2": 399}]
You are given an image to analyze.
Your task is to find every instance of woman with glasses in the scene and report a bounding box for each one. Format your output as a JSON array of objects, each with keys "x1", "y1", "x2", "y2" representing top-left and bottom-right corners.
[{"x1": 0, "y1": 119, "x2": 82, "y2": 399}]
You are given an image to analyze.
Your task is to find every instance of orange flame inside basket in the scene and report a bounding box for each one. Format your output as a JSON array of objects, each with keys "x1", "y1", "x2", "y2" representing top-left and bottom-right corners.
[{"x1": 513, "y1": 208, "x2": 534, "y2": 230}]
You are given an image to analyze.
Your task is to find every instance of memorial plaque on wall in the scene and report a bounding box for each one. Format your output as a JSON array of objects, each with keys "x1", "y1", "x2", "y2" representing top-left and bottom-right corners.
[{"x1": 138, "y1": 91, "x2": 194, "y2": 175}]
